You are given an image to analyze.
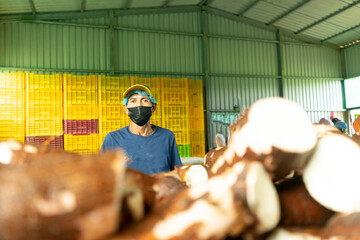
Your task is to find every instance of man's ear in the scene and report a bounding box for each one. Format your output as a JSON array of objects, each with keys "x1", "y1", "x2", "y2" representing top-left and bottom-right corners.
[
  {"x1": 152, "y1": 103, "x2": 157, "y2": 113},
  {"x1": 123, "y1": 105, "x2": 128, "y2": 115}
]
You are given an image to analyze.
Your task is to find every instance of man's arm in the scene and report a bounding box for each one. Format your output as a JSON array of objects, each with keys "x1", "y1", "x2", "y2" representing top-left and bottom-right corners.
[
  {"x1": 170, "y1": 136, "x2": 182, "y2": 170},
  {"x1": 100, "y1": 133, "x2": 113, "y2": 153}
]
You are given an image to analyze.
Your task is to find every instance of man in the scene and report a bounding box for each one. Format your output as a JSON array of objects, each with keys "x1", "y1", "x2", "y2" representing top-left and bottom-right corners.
[{"x1": 100, "y1": 84, "x2": 182, "y2": 174}]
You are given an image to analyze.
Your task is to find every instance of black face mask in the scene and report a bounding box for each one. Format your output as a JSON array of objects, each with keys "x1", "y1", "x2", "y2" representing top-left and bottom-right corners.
[{"x1": 127, "y1": 106, "x2": 153, "y2": 126}]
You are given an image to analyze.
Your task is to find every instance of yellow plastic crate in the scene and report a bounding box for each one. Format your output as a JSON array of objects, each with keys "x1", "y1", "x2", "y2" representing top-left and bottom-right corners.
[
  {"x1": 0, "y1": 88, "x2": 24, "y2": 104},
  {"x1": 99, "y1": 75, "x2": 130, "y2": 90},
  {"x1": 0, "y1": 136, "x2": 25, "y2": 143},
  {"x1": 64, "y1": 74, "x2": 97, "y2": 91},
  {"x1": 130, "y1": 76, "x2": 162, "y2": 92},
  {"x1": 64, "y1": 134, "x2": 99, "y2": 154},
  {"x1": 191, "y1": 143, "x2": 206, "y2": 157},
  {"x1": 99, "y1": 119, "x2": 129, "y2": 133},
  {"x1": 0, "y1": 104, "x2": 24, "y2": 121},
  {"x1": 189, "y1": 79, "x2": 202, "y2": 90},
  {"x1": 162, "y1": 118, "x2": 190, "y2": 132},
  {"x1": 189, "y1": 105, "x2": 204, "y2": 119},
  {"x1": 99, "y1": 132, "x2": 108, "y2": 149},
  {"x1": 27, "y1": 104, "x2": 62, "y2": 121},
  {"x1": 189, "y1": 89, "x2": 203, "y2": 106},
  {"x1": 174, "y1": 131, "x2": 190, "y2": 145},
  {"x1": 0, "y1": 73, "x2": 24, "y2": 89},
  {"x1": 99, "y1": 104, "x2": 127, "y2": 120},
  {"x1": 27, "y1": 90, "x2": 62, "y2": 105},
  {"x1": 0, "y1": 120, "x2": 25, "y2": 137},
  {"x1": 190, "y1": 130, "x2": 205, "y2": 144},
  {"x1": 190, "y1": 118, "x2": 205, "y2": 131},
  {"x1": 161, "y1": 91, "x2": 189, "y2": 105},
  {"x1": 99, "y1": 90, "x2": 123, "y2": 104},
  {"x1": 26, "y1": 120, "x2": 63, "y2": 136},
  {"x1": 64, "y1": 104, "x2": 98, "y2": 120},
  {"x1": 27, "y1": 73, "x2": 62, "y2": 89},
  {"x1": 151, "y1": 118, "x2": 162, "y2": 127},
  {"x1": 161, "y1": 78, "x2": 188, "y2": 92},
  {"x1": 64, "y1": 90, "x2": 97, "y2": 104},
  {"x1": 162, "y1": 105, "x2": 189, "y2": 119}
]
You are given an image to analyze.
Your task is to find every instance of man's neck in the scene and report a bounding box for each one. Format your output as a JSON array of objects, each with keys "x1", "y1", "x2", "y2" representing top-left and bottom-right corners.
[{"x1": 129, "y1": 122, "x2": 154, "y2": 136}]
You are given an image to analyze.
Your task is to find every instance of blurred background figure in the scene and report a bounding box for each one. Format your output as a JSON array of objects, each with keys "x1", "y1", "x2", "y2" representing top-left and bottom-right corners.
[
  {"x1": 335, "y1": 121, "x2": 348, "y2": 134},
  {"x1": 319, "y1": 118, "x2": 331, "y2": 125}
]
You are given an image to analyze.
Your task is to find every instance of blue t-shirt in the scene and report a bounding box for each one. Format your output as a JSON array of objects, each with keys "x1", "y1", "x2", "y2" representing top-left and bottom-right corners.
[{"x1": 100, "y1": 125, "x2": 182, "y2": 174}]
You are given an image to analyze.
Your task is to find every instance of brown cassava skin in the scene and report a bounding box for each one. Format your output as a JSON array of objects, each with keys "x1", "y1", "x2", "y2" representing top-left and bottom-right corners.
[
  {"x1": 120, "y1": 168, "x2": 187, "y2": 229},
  {"x1": 0, "y1": 145, "x2": 125, "y2": 240},
  {"x1": 204, "y1": 146, "x2": 227, "y2": 170},
  {"x1": 206, "y1": 107, "x2": 316, "y2": 181},
  {"x1": 322, "y1": 212, "x2": 360, "y2": 240},
  {"x1": 276, "y1": 176, "x2": 334, "y2": 227},
  {"x1": 207, "y1": 143, "x2": 315, "y2": 182},
  {"x1": 113, "y1": 163, "x2": 260, "y2": 240}
]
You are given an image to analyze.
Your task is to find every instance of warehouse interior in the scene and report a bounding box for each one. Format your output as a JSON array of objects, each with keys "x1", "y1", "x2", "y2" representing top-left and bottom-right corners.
[
  {"x1": 1, "y1": 0, "x2": 360, "y2": 153},
  {"x1": 1, "y1": 0, "x2": 360, "y2": 239}
]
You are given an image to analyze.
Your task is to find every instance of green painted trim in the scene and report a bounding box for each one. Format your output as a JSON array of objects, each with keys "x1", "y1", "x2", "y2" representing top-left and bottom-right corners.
[
  {"x1": 276, "y1": 30, "x2": 283, "y2": 97},
  {"x1": 115, "y1": 5, "x2": 200, "y2": 16},
  {"x1": 162, "y1": 0, "x2": 173, "y2": 8},
  {"x1": 0, "y1": 67, "x2": 343, "y2": 80},
  {"x1": 81, "y1": 0, "x2": 87, "y2": 12},
  {"x1": 0, "y1": 5, "x2": 199, "y2": 22},
  {"x1": 114, "y1": 26, "x2": 202, "y2": 37},
  {"x1": 28, "y1": 0, "x2": 37, "y2": 15},
  {"x1": 124, "y1": 0, "x2": 133, "y2": 10}
]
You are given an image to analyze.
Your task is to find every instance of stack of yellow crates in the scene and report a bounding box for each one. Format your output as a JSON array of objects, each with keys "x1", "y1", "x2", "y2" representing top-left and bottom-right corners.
[
  {"x1": 98, "y1": 76, "x2": 130, "y2": 149},
  {"x1": 63, "y1": 74, "x2": 99, "y2": 154},
  {"x1": 25, "y1": 74, "x2": 63, "y2": 148},
  {"x1": 0, "y1": 73, "x2": 25, "y2": 142},
  {"x1": 130, "y1": 76, "x2": 162, "y2": 127},
  {"x1": 162, "y1": 78, "x2": 191, "y2": 157},
  {"x1": 189, "y1": 79, "x2": 206, "y2": 157}
]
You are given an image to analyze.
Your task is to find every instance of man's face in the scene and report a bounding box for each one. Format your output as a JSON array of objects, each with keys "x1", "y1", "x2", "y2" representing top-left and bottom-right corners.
[{"x1": 124, "y1": 93, "x2": 156, "y2": 113}]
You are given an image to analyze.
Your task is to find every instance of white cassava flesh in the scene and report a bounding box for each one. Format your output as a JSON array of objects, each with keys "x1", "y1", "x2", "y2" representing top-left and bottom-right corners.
[
  {"x1": 230, "y1": 97, "x2": 317, "y2": 157},
  {"x1": 266, "y1": 228, "x2": 321, "y2": 240},
  {"x1": 153, "y1": 162, "x2": 280, "y2": 239},
  {"x1": 246, "y1": 161, "x2": 280, "y2": 233},
  {"x1": 303, "y1": 134, "x2": 360, "y2": 213},
  {"x1": 184, "y1": 165, "x2": 208, "y2": 187}
]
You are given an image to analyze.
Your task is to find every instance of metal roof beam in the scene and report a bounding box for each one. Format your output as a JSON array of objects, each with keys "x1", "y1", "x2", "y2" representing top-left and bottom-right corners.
[
  {"x1": 296, "y1": 0, "x2": 360, "y2": 34},
  {"x1": 124, "y1": 0, "x2": 133, "y2": 10},
  {"x1": 0, "y1": 5, "x2": 199, "y2": 22},
  {"x1": 115, "y1": 5, "x2": 199, "y2": 16},
  {"x1": 198, "y1": 0, "x2": 215, "y2": 7},
  {"x1": 28, "y1": 0, "x2": 37, "y2": 15},
  {"x1": 81, "y1": 0, "x2": 86, "y2": 12},
  {"x1": 267, "y1": 0, "x2": 310, "y2": 25},
  {"x1": 237, "y1": 0, "x2": 261, "y2": 16},
  {"x1": 162, "y1": 0, "x2": 172, "y2": 8},
  {"x1": 206, "y1": 7, "x2": 338, "y2": 49},
  {"x1": 322, "y1": 23, "x2": 360, "y2": 42}
]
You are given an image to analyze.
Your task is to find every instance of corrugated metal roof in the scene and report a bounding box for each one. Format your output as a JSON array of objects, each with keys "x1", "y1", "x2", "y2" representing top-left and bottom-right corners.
[{"x1": 0, "y1": 0, "x2": 360, "y2": 47}]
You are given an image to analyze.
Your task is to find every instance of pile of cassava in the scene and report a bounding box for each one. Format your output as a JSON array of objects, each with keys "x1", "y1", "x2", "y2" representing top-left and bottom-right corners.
[{"x1": 1, "y1": 97, "x2": 360, "y2": 240}]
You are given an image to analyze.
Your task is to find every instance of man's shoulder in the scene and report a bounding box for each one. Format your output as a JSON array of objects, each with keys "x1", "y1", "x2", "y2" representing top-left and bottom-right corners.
[
  {"x1": 107, "y1": 126, "x2": 129, "y2": 137},
  {"x1": 154, "y1": 126, "x2": 176, "y2": 138}
]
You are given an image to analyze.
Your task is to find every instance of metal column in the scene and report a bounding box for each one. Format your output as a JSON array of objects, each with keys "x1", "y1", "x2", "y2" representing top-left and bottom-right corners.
[
  {"x1": 201, "y1": 7, "x2": 210, "y2": 152},
  {"x1": 276, "y1": 30, "x2": 284, "y2": 97}
]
